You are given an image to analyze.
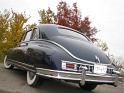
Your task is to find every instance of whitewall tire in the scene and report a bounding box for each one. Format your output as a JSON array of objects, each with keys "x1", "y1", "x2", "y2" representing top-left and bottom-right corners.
[
  {"x1": 4, "y1": 55, "x2": 13, "y2": 69},
  {"x1": 27, "y1": 71, "x2": 39, "y2": 87}
]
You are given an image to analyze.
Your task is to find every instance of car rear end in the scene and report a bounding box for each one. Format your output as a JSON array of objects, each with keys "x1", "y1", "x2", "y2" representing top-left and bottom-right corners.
[{"x1": 61, "y1": 60, "x2": 118, "y2": 87}]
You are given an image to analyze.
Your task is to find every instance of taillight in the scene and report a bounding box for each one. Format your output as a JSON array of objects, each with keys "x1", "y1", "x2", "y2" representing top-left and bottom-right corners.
[
  {"x1": 66, "y1": 63, "x2": 75, "y2": 69},
  {"x1": 62, "y1": 61, "x2": 76, "y2": 71}
]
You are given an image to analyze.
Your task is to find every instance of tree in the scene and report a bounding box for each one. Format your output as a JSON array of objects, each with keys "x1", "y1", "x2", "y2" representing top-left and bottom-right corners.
[
  {"x1": 56, "y1": 1, "x2": 71, "y2": 27},
  {"x1": 38, "y1": 1, "x2": 98, "y2": 41},
  {"x1": 0, "y1": 10, "x2": 29, "y2": 61},
  {"x1": 56, "y1": 1, "x2": 82, "y2": 29},
  {"x1": 0, "y1": 10, "x2": 10, "y2": 42},
  {"x1": 5, "y1": 11, "x2": 28, "y2": 49},
  {"x1": 38, "y1": 8, "x2": 56, "y2": 24},
  {"x1": 70, "y1": 3, "x2": 81, "y2": 30},
  {"x1": 26, "y1": 23, "x2": 37, "y2": 31},
  {"x1": 108, "y1": 54, "x2": 124, "y2": 71},
  {"x1": 0, "y1": 10, "x2": 10, "y2": 61},
  {"x1": 56, "y1": 1, "x2": 98, "y2": 41},
  {"x1": 96, "y1": 40, "x2": 108, "y2": 51}
]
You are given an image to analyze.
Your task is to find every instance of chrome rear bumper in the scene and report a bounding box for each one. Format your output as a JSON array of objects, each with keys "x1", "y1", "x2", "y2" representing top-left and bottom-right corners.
[{"x1": 36, "y1": 68, "x2": 118, "y2": 86}]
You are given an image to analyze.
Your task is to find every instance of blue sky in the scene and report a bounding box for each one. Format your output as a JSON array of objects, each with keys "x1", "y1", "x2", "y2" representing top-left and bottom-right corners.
[{"x1": 0, "y1": 0, "x2": 124, "y2": 57}]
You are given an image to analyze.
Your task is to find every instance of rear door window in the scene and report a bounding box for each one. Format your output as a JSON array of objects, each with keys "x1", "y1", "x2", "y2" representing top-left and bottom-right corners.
[{"x1": 31, "y1": 28, "x2": 40, "y2": 40}]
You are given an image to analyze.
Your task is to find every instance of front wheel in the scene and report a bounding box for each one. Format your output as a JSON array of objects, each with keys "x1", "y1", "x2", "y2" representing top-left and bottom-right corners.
[
  {"x1": 4, "y1": 55, "x2": 14, "y2": 69},
  {"x1": 27, "y1": 71, "x2": 39, "y2": 87},
  {"x1": 79, "y1": 82, "x2": 97, "y2": 91}
]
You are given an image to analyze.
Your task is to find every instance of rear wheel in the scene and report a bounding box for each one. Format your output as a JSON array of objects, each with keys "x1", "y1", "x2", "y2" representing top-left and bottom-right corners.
[
  {"x1": 79, "y1": 82, "x2": 97, "y2": 91},
  {"x1": 4, "y1": 55, "x2": 14, "y2": 69},
  {"x1": 27, "y1": 71, "x2": 39, "y2": 87}
]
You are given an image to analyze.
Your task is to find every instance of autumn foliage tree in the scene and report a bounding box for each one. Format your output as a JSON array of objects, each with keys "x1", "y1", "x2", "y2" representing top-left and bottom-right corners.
[
  {"x1": 0, "y1": 10, "x2": 10, "y2": 61},
  {"x1": 0, "y1": 10, "x2": 29, "y2": 61},
  {"x1": 38, "y1": 8, "x2": 56, "y2": 24},
  {"x1": 6, "y1": 11, "x2": 28, "y2": 48},
  {"x1": 39, "y1": 1, "x2": 98, "y2": 41},
  {"x1": 26, "y1": 23, "x2": 37, "y2": 31}
]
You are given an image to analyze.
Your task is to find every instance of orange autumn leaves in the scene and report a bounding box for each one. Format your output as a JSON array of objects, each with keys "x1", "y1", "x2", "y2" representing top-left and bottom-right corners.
[{"x1": 39, "y1": 1, "x2": 98, "y2": 42}]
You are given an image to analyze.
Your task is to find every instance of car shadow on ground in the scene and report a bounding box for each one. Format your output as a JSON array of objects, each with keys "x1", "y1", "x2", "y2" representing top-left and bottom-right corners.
[{"x1": 8, "y1": 68, "x2": 94, "y2": 93}]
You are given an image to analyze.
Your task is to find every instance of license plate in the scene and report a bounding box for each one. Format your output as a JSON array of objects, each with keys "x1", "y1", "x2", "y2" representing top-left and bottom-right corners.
[{"x1": 94, "y1": 64, "x2": 107, "y2": 74}]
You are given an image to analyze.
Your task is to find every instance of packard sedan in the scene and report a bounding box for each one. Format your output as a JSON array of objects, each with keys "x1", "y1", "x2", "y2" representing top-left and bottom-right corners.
[{"x1": 4, "y1": 24, "x2": 118, "y2": 91}]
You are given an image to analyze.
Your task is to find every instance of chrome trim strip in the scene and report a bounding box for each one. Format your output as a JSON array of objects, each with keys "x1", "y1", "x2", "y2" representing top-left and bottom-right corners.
[
  {"x1": 36, "y1": 68, "x2": 81, "y2": 75},
  {"x1": 43, "y1": 39, "x2": 111, "y2": 65},
  {"x1": 36, "y1": 68, "x2": 82, "y2": 80},
  {"x1": 14, "y1": 62, "x2": 35, "y2": 72},
  {"x1": 7, "y1": 59, "x2": 34, "y2": 68},
  {"x1": 86, "y1": 73, "x2": 115, "y2": 77},
  {"x1": 85, "y1": 79, "x2": 115, "y2": 83},
  {"x1": 37, "y1": 73, "x2": 81, "y2": 80},
  {"x1": 7, "y1": 59, "x2": 35, "y2": 72}
]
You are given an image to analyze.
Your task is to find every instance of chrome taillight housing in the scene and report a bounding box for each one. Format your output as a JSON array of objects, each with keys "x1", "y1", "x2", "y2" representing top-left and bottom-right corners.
[
  {"x1": 62, "y1": 61, "x2": 77, "y2": 71},
  {"x1": 61, "y1": 60, "x2": 114, "y2": 74}
]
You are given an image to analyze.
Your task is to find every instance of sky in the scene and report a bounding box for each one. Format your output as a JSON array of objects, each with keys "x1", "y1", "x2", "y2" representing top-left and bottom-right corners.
[{"x1": 0, "y1": 0, "x2": 124, "y2": 58}]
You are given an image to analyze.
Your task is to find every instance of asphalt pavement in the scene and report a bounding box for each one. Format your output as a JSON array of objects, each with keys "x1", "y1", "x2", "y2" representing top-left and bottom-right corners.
[{"x1": 0, "y1": 63, "x2": 124, "y2": 93}]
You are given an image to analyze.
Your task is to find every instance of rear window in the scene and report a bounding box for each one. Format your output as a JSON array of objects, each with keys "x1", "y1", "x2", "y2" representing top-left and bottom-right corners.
[{"x1": 58, "y1": 28, "x2": 89, "y2": 41}]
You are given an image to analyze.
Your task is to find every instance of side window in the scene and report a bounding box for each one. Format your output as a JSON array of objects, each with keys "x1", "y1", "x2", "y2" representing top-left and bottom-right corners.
[
  {"x1": 31, "y1": 28, "x2": 39, "y2": 40},
  {"x1": 23, "y1": 31, "x2": 32, "y2": 41}
]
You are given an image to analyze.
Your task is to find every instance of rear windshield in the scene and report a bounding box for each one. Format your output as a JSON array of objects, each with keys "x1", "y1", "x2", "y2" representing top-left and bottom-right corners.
[{"x1": 58, "y1": 28, "x2": 89, "y2": 41}]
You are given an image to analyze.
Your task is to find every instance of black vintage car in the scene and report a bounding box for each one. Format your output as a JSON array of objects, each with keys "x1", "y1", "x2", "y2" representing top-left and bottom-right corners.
[{"x1": 4, "y1": 24, "x2": 118, "y2": 91}]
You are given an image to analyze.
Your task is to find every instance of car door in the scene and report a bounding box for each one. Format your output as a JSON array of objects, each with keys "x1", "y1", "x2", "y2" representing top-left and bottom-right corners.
[
  {"x1": 19, "y1": 30, "x2": 33, "y2": 64},
  {"x1": 12, "y1": 30, "x2": 33, "y2": 66},
  {"x1": 25, "y1": 28, "x2": 40, "y2": 66},
  {"x1": 7, "y1": 30, "x2": 33, "y2": 69}
]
